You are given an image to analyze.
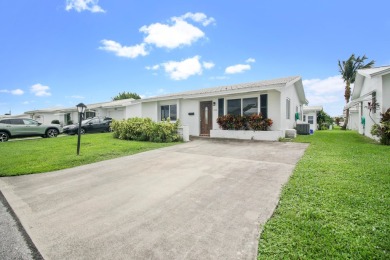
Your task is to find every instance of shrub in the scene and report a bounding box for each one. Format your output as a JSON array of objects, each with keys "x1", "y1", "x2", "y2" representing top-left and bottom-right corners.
[
  {"x1": 371, "y1": 108, "x2": 390, "y2": 145},
  {"x1": 51, "y1": 119, "x2": 60, "y2": 124},
  {"x1": 111, "y1": 117, "x2": 181, "y2": 143},
  {"x1": 216, "y1": 114, "x2": 273, "y2": 131}
]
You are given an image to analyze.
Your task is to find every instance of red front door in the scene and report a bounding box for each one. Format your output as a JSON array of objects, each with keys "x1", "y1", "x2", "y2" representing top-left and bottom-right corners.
[{"x1": 200, "y1": 101, "x2": 212, "y2": 136}]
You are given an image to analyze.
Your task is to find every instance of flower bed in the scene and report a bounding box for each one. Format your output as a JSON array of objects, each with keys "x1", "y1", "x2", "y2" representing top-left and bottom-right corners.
[{"x1": 213, "y1": 114, "x2": 281, "y2": 141}]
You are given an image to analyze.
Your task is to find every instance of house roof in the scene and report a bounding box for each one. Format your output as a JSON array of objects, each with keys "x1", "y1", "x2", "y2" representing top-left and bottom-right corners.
[
  {"x1": 130, "y1": 76, "x2": 308, "y2": 104},
  {"x1": 352, "y1": 65, "x2": 390, "y2": 100},
  {"x1": 24, "y1": 76, "x2": 308, "y2": 114},
  {"x1": 25, "y1": 98, "x2": 134, "y2": 114},
  {"x1": 303, "y1": 106, "x2": 323, "y2": 113}
]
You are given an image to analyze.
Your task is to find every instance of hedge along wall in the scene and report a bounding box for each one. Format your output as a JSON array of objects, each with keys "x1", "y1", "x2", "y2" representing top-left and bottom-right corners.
[
  {"x1": 111, "y1": 117, "x2": 181, "y2": 143},
  {"x1": 216, "y1": 114, "x2": 273, "y2": 131}
]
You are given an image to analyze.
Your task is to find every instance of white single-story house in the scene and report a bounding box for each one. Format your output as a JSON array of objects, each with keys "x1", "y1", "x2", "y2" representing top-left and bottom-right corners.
[
  {"x1": 124, "y1": 76, "x2": 308, "y2": 140},
  {"x1": 345, "y1": 65, "x2": 390, "y2": 139},
  {"x1": 302, "y1": 106, "x2": 323, "y2": 133},
  {"x1": 24, "y1": 99, "x2": 132, "y2": 125},
  {"x1": 16, "y1": 76, "x2": 309, "y2": 140}
]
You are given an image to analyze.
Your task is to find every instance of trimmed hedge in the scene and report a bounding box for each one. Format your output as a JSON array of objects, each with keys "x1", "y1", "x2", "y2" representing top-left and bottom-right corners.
[
  {"x1": 216, "y1": 114, "x2": 273, "y2": 131},
  {"x1": 111, "y1": 117, "x2": 181, "y2": 143}
]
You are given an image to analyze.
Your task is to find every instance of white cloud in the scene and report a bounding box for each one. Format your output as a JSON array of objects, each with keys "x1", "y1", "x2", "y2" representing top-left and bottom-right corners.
[
  {"x1": 303, "y1": 75, "x2": 345, "y2": 96},
  {"x1": 99, "y1": 40, "x2": 148, "y2": 58},
  {"x1": 162, "y1": 56, "x2": 203, "y2": 80},
  {"x1": 140, "y1": 19, "x2": 205, "y2": 49},
  {"x1": 65, "y1": 0, "x2": 105, "y2": 13},
  {"x1": 178, "y1": 12, "x2": 216, "y2": 26},
  {"x1": 246, "y1": 58, "x2": 256, "y2": 63},
  {"x1": 203, "y1": 61, "x2": 215, "y2": 69},
  {"x1": 145, "y1": 64, "x2": 160, "y2": 70},
  {"x1": 0, "y1": 89, "x2": 24, "y2": 95},
  {"x1": 225, "y1": 64, "x2": 251, "y2": 74},
  {"x1": 30, "y1": 84, "x2": 51, "y2": 97},
  {"x1": 303, "y1": 75, "x2": 347, "y2": 116}
]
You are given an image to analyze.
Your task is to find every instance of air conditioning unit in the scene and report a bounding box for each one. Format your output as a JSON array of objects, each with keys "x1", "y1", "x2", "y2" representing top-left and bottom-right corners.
[{"x1": 296, "y1": 123, "x2": 310, "y2": 135}]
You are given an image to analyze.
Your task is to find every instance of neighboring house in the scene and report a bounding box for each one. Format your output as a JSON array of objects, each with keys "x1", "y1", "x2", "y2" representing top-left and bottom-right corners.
[
  {"x1": 302, "y1": 106, "x2": 323, "y2": 133},
  {"x1": 124, "y1": 76, "x2": 308, "y2": 138},
  {"x1": 345, "y1": 65, "x2": 390, "y2": 139},
  {"x1": 25, "y1": 99, "x2": 132, "y2": 126}
]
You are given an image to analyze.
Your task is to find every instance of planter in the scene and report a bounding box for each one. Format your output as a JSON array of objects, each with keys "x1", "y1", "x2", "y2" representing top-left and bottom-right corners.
[{"x1": 210, "y1": 129, "x2": 283, "y2": 141}]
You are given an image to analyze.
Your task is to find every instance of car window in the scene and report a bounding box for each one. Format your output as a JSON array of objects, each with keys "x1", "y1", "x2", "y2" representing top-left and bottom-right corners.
[
  {"x1": 90, "y1": 118, "x2": 100, "y2": 124},
  {"x1": 0, "y1": 119, "x2": 11, "y2": 124},
  {"x1": 10, "y1": 119, "x2": 24, "y2": 125},
  {"x1": 23, "y1": 119, "x2": 39, "y2": 125}
]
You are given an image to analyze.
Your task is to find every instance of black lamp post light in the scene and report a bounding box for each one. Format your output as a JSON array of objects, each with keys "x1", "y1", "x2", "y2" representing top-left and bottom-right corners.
[{"x1": 76, "y1": 103, "x2": 87, "y2": 155}]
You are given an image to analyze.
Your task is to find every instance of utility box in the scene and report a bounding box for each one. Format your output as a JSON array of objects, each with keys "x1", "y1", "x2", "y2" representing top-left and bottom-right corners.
[{"x1": 296, "y1": 123, "x2": 310, "y2": 135}]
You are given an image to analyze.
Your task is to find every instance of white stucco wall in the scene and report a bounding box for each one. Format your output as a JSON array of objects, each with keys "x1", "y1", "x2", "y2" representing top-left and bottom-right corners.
[
  {"x1": 142, "y1": 102, "x2": 158, "y2": 121},
  {"x1": 281, "y1": 83, "x2": 303, "y2": 130},
  {"x1": 382, "y1": 74, "x2": 390, "y2": 111},
  {"x1": 356, "y1": 76, "x2": 382, "y2": 138},
  {"x1": 180, "y1": 100, "x2": 200, "y2": 136},
  {"x1": 126, "y1": 103, "x2": 142, "y2": 119},
  {"x1": 348, "y1": 110, "x2": 359, "y2": 131},
  {"x1": 302, "y1": 111, "x2": 318, "y2": 132}
]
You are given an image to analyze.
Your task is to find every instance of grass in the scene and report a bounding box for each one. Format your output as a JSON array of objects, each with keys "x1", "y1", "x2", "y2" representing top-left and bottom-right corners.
[
  {"x1": 0, "y1": 133, "x2": 177, "y2": 176},
  {"x1": 258, "y1": 129, "x2": 390, "y2": 259}
]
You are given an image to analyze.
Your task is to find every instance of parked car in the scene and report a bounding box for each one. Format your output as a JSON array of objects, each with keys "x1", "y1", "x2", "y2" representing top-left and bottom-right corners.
[
  {"x1": 0, "y1": 118, "x2": 63, "y2": 142},
  {"x1": 63, "y1": 117, "x2": 112, "y2": 135}
]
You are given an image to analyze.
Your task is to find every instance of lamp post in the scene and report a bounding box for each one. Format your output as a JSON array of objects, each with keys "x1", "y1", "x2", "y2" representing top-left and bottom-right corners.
[{"x1": 76, "y1": 103, "x2": 87, "y2": 155}]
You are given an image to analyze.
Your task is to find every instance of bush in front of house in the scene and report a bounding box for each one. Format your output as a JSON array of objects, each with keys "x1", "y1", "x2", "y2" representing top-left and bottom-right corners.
[
  {"x1": 111, "y1": 117, "x2": 181, "y2": 143},
  {"x1": 371, "y1": 108, "x2": 390, "y2": 145},
  {"x1": 216, "y1": 114, "x2": 273, "y2": 131},
  {"x1": 51, "y1": 119, "x2": 60, "y2": 124}
]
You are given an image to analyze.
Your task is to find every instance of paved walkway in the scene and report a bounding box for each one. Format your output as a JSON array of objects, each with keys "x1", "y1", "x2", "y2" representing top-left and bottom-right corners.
[{"x1": 0, "y1": 139, "x2": 308, "y2": 259}]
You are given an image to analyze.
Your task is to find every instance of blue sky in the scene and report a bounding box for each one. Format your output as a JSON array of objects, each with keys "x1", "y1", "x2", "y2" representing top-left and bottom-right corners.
[{"x1": 1, "y1": 0, "x2": 389, "y2": 116}]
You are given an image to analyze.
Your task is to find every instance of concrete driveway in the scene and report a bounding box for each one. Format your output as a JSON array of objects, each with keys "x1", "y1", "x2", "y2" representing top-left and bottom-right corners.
[{"x1": 0, "y1": 139, "x2": 308, "y2": 260}]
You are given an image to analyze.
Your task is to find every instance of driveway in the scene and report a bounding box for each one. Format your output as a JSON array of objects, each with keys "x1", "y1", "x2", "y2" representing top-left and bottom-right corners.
[{"x1": 0, "y1": 139, "x2": 308, "y2": 259}]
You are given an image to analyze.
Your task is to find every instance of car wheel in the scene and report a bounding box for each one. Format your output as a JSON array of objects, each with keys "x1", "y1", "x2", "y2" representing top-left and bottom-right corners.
[
  {"x1": 46, "y1": 128, "x2": 59, "y2": 138},
  {"x1": 80, "y1": 128, "x2": 86, "y2": 134},
  {"x1": 0, "y1": 131, "x2": 9, "y2": 142}
]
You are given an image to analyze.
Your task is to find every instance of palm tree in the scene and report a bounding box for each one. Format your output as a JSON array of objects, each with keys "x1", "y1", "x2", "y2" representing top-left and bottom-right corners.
[{"x1": 338, "y1": 54, "x2": 374, "y2": 130}]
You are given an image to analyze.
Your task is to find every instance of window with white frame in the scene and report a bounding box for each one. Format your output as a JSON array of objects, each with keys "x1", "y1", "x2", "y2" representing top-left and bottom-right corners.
[
  {"x1": 308, "y1": 116, "x2": 314, "y2": 124},
  {"x1": 227, "y1": 99, "x2": 241, "y2": 116},
  {"x1": 243, "y1": 98, "x2": 258, "y2": 116},
  {"x1": 286, "y1": 98, "x2": 291, "y2": 119},
  {"x1": 160, "y1": 105, "x2": 177, "y2": 121}
]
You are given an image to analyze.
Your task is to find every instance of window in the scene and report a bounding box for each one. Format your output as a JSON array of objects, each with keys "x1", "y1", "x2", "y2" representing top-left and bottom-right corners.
[
  {"x1": 10, "y1": 119, "x2": 24, "y2": 125},
  {"x1": 308, "y1": 116, "x2": 314, "y2": 124},
  {"x1": 260, "y1": 94, "x2": 268, "y2": 118},
  {"x1": 303, "y1": 115, "x2": 306, "y2": 122},
  {"x1": 161, "y1": 104, "x2": 177, "y2": 120},
  {"x1": 218, "y1": 98, "x2": 224, "y2": 117},
  {"x1": 286, "y1": 98, "x2": 291, "y2": 119},
  {"x1": 372, "y1": 92, "x2": 377, "y2": 113},
  {"x1": 86, "y1": 111, "x2": 95, "y2": 118},
  {"x1": 243, "y1": 98, "x2": 258, "y2": 116},
  {"x1": 23, "y1": 119, "x2": 38, "y2": 125},
  {"x1": 227, "y1": 99, "x2": 241, "y2": 116},
  {"x1": 170, "y1": 105, "x2": 177, "y2": 120}
]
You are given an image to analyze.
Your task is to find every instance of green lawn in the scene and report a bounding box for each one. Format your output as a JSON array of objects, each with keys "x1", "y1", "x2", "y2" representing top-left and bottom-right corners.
[
  {"x1": 0, "y1": 133, "x2": 177, "y2": 176},
  {"x1": 258, "y1": 130, "x2": 390, "y2": 259}
]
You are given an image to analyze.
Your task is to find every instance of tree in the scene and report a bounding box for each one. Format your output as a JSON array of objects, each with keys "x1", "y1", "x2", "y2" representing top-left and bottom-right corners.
[
  {"x1": 112, "y1": 92, "x2": 141, "y2": 101},
  {"x1": 317, "y1": 110, "x2": 333, "y2": 130},
  {"x1": 338, "y1": 54, "x2": 374, "y2": 130}
]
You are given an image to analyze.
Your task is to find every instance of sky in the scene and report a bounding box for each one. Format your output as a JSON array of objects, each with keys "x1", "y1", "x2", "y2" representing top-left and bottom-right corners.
[{"x1": 1, "y1": 0, "x2": 389, "y2": 117}]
